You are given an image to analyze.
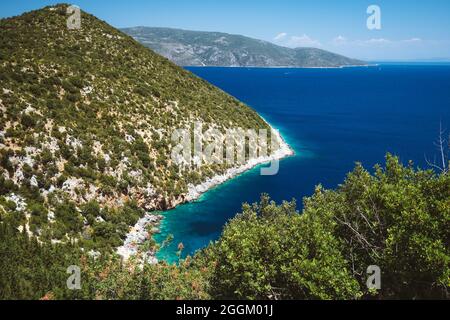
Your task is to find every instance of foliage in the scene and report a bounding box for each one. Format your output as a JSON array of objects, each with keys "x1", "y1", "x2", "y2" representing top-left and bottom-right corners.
[
  {"x1": 197, "y1": 195, "x2": 359, "y2": 299},
  {"x1": 0, "y1": 3, "x2": 270, "y2": 253},
  {"x1": 2, "y1": 155, "x2": 447, "y2": 300},
  {"x1": 0, "y1": 4, "x2": 447, "y2": 301},
  {"x1": 199, "y1": 155, "x2": 449, "y2": 299},
  {"x1": 0, "y1": 223, "x2": 82, "y2": 300}
]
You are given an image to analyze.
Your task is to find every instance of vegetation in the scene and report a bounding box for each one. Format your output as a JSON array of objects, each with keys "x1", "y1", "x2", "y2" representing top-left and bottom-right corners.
[
  {"x1": 1, "y1": 155, "x2": 448, "y2": 300},
  {"x1": 0, "y1": 4, "x2": 269, "y2": 251},
  {"x1": 202, "y1": 155, "x2": 449, "y2": 299},
  {"x1": 0, "y1": 4, "x2": 447, "y2": 301},
  {"x1": 121, "y1": 27, "x2": 366, "y2": 67}
]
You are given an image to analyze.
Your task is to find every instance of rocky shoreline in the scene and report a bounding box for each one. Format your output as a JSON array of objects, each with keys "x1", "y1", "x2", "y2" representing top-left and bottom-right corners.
[
  {"x1": 116, "y1": 213, "x2": 163, "y2": 264},
  {"x1": 185, "y1": 126, "x2": 294, "y2": 201},
  {"x1": 117, "y1": 124, "x2": 294, "y2": 264}
]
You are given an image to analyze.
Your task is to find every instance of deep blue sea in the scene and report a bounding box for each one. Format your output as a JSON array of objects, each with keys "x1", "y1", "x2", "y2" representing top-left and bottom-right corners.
[{"x1": 155, "y1": 64, "x2": 450, "y2": 263}]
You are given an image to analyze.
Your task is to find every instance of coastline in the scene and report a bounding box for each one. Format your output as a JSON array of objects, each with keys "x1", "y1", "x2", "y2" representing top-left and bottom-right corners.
[
  {"x1": 185, "y1": 64, "x2": 374, "y2": 69},
  {"x1": 117, "y1": 120, "x2": 294, "y2": 264},
  {"x1": 185, "y1": 122, "x2": 294, "y2": 201}
]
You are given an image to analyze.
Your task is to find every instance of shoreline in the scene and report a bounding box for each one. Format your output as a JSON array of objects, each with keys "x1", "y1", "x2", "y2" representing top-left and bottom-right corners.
[
  {"x1": 185, "y1": 123, "x2": 294, "y2": 201},
  {"x1": 185, "y1": 64, "x2": 374, "y2": 69},
  {"x1": 117, "y1": 120, "x2": 295, "y2": 264}
]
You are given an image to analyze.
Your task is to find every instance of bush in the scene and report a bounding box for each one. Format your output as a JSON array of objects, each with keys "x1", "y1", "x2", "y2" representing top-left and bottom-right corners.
[
  {"x1": 66, "y1": 93, "x2": 81, "y2": 102},
  {"x1": 201, "y1": 195, "x2": 360, "y2": 300},
  {"x1": 200, "y1": 155, "x2": 450, "y2": 300},
  {"x1": 20, "y1": 114, "x2": 37, "y2": 128},
  {"x1": 0, "y1": 177, "x2": 17, "y2": 195}
]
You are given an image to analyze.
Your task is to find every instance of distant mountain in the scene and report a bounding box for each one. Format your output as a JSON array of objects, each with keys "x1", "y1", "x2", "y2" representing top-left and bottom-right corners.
[{"x1": 121, "y1": 27, "x2": 366, "y2": 67}]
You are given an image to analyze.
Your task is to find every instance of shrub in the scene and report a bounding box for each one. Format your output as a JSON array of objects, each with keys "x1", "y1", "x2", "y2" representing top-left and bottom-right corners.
[
  {"x1": 200, "y1": 155, "x2": 450, "y2": 300},
  {"x1": 20, "y1": 113, "x2": 37, "y2": 128}
]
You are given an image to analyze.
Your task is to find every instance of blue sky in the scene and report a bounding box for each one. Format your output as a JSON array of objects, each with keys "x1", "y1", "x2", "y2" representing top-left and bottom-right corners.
[{"x1": 1, "y1": 0, "x2": 450, "y2": 60}]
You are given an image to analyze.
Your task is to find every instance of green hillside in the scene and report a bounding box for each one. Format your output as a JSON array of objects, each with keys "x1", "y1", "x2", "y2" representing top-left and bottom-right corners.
[
  {"x1": 122, "y1": 27, "x2": 366, "y2": 67},
  {"x1": 0, "y1": 4, "x2": 269, "y2": 251}
]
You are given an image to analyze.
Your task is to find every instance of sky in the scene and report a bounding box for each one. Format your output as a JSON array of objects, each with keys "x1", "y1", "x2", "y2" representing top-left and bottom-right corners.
[{"x1": 1, "y1": 0, "x2": 450, "y2": 61}]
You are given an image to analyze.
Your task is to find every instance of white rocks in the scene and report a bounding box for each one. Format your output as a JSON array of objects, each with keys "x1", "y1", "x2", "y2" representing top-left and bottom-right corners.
[
  {"x1": 66, "y1": 135, "x2": 83, "y2": 150},
  {"x1": 42, "y1": 136, "x2": 60, "y2": 154},
  {"x1": 102, "y1": 33, "x2": 122, "y2": 40},
  {"x1": 47, "y1": 211, "x2": 55, "y2": 222},
  {"x1": 142, "y1": 252, "x2": 158, "y2": 265},
  {"x1": 61, "y1": 177, "x2": 85, "y2": 198},
  {"x1": 13, "y1": 168, "x2": 25, "y2": 184},
  {"x1": 30, "y1": 175, "x2": 38, "y2": 187},
  {"x1": 5, "y1": 193, "x2": 27, "y2": 212},
  {"x1": 187, "y1": 125, "x2": 294, "y2": 201},
  {"x1": 125, "y1": 134, "x2": 136, "y2": 143},
  {"x1": 92, "y1": 140, "x2": 103, "y2": 156},
  {"x1": 9, "y1": 153, "x2": 35, "y2": 168},
  {"x1": 24, "y1": 146, "x2": 38, "y2": 155},
  {"x1": 144, "y1": 182, "x2": 156, "y2": 197},
  {"x1": 122, "y1": 156, "x2": 131, "y2": 166},
  {"x1": 116, "y1": 121, "x2": 293, "y2": 265},
  {"x1": 62, "y1": 177, "x2": 83, "y2": 191},
  {"x1": 87, "y1": 250, "x2": 101, "y2": 259},
  {"x1": 58, "y1": 126, "x2": 67, "y2": 134},
  {"x1": 23, "y1": 104, "x2": 37, "y2": 115},
  {"x1": 84, "y1": 184, "x2": 99, "y2": 202},
  {"x1": 81, "y1": 86, "x2": 93, "y2": 96},
  {"x1": 128, "y1": 169, "x2": 142, "y2": 179},
  {"x1": 117, "y1": 213, "x2": 162, "y2": 264},
  {"x1": 41, "y1": 185, "x2": 56, "y2": 199}
]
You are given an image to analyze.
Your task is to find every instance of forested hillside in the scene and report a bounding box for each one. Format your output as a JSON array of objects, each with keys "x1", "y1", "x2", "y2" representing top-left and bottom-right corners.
[{"x1": 0, "y1": 4, "x2": 270, "y2": 252}]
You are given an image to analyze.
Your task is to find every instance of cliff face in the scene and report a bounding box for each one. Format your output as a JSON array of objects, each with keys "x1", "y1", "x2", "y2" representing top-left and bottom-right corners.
[
  {"x1": 122, "y1": 27, "x2": 366, "y2": 67},
  {"x1": 0, "y1": 4, "x2": 270, "y2": 250}
]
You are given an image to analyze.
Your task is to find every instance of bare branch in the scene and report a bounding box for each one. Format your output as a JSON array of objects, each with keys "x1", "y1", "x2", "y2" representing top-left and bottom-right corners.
[
  {"x1": 438, "y1": 122, "x2": 447, "y2": 172},
  {"x1": 425, "y1": 122, "x2": 449, "y2": 173}
]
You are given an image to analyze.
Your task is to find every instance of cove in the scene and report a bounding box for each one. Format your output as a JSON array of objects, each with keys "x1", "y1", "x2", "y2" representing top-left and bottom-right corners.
[{"x1": 154, "y1": 64, "x2": 450, "y2": 263}]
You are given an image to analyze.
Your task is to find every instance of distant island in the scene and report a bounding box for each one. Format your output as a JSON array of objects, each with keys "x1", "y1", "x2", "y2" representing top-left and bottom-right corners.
[{"x1": 121, "y1": 27, "x2": 366, "y2": 68}]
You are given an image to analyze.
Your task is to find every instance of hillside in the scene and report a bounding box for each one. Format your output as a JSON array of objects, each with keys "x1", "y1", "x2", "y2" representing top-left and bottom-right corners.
[
  {"x1": 121, "y1": 27, "x2": 366, "y2": 67},
  {"x1": 0, "y1": 5, "x2": 274, "y2": 251}
]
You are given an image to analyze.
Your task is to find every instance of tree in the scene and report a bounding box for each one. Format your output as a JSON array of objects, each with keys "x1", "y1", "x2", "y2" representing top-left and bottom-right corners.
[
  {"x1": 199, "y1": 194, "x2": 360, "y2": 300},
  {"x1": 196, "y1": 155, "x2": 449, "y2": 300},
  {"x1": 301, "y1": 154, "x2": 449, "y2": 299}
]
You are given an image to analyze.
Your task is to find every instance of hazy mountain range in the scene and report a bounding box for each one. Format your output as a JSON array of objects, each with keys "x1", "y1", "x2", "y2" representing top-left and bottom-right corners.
[{"x1": 122, "y1": 27, "x2": 366, "y2": 68}]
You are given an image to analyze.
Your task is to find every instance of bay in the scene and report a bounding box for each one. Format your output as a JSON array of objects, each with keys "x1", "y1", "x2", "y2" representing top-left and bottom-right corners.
[{"x1": 155, "y1": 64, "x2": 450, "y2": 263}]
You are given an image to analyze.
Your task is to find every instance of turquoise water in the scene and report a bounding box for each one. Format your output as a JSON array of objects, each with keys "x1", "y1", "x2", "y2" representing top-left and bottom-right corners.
[{"x1": 155, "y1": 65, "x2": 450, "y2": 263}]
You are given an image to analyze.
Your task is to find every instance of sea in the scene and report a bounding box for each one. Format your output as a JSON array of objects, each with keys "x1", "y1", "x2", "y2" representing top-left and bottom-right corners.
[{"x1": 154, "y1": 64, "x2": 450, "y2": 263}]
